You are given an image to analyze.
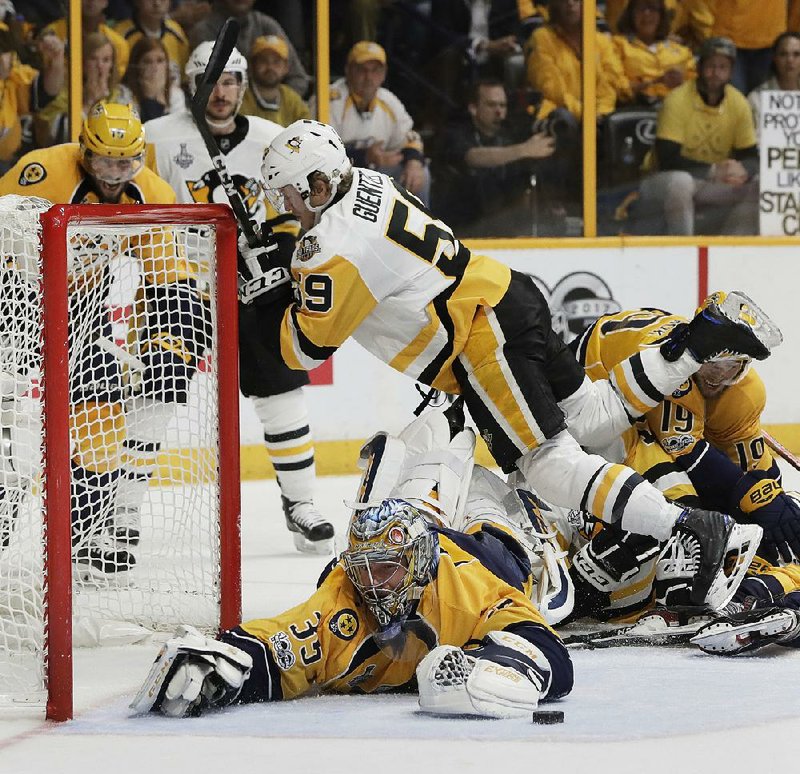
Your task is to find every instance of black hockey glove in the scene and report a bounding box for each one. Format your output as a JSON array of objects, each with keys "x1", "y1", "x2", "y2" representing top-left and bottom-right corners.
[{"x1": 732, "y1": 470, "x2": 800, "y2": 562}]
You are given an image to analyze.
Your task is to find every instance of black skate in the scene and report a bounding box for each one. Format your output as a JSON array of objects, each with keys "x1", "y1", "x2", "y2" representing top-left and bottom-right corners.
[
  {"x1": 74, "y1": 534, "x2": 136, "y2": 584},
  {"x1": 661, "y1": 291, "x2": 782, "y2": 363},
  {"x1": 672, "y1": 509, "x2": 761, "y2": 609},
  {"x1": 282, "y1": 496, "x2": 335, "y2": 555},
  {"x1": 691, "y1": 604, "x2": 800, "y2": 654}
]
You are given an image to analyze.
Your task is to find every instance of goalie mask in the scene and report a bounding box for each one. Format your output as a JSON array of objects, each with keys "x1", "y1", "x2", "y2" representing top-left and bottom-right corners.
[
  {"x1": 79, "y1": 101, "x2": 145, "y2": 187},
  {"x1": 343, "y1": 498, "x2": 438, "y2": 635},
  {"x1": 261, "y1": 119, "x2": 351, "y2": 215}
]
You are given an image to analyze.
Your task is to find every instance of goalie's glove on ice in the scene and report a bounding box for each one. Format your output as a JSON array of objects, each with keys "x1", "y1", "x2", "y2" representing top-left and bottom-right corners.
[
  {"x1": 660, "y1": 291, "x2": 782, "y2": 363},
  {"x1": 732, "y1": 471, "x2": 800, "y2": 562},
  {"x1": 130, "y1": 625, "x2": 253, "y2": 718}
]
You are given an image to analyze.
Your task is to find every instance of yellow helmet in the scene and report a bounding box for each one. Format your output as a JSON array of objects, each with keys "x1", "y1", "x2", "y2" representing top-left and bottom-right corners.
[{"x1": 80, "y1": 101, "x2": 145, "y2": 160}]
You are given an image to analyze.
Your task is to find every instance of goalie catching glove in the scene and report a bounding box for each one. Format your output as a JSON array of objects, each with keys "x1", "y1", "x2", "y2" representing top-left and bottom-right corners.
[
  {"x1": 130, "y1": 625, "x2": 252, "y2": 717},
  {"x1": 732, "y1": 471, "x2": 800, "y2": 562}
]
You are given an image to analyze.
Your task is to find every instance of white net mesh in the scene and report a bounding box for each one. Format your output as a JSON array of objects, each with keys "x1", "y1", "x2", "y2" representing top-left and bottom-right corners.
[{"x1": 0, "y1": 197, "x2": 228, "y2": 711}]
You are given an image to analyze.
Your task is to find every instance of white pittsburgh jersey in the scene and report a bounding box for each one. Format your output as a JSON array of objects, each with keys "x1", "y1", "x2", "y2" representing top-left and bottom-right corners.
[
  {"x1": 280, "y1": 168, "x2": 511, "y2": 392},
  {"x1": 321, "y1": 77, "x2": 421, "y2": 156},
  {"x1": 144, "y1": 111, "x2": 283, "y2": 225}
]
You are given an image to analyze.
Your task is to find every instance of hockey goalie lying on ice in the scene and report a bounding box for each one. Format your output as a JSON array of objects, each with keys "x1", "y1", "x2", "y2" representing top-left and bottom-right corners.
[
  {"x1": 131, "y1": 403, "x2": 579, "y2": 719},
  {"x1": 132, "y1": 398, "x2": 777, "y2": 719}
]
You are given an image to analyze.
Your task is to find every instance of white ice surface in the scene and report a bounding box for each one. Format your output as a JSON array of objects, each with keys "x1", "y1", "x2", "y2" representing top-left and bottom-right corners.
[{"x1": 2, "y1": 468, "x2": 800, "y2": 774}]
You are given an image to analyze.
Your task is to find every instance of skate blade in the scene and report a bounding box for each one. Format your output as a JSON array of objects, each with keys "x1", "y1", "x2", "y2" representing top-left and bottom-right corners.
[
  {"x1": 292, "y1": 533, "x2": 335, "y2": 555},
  {"x1": 690, "y1": 613, "x2": 796, "y2": 654}
]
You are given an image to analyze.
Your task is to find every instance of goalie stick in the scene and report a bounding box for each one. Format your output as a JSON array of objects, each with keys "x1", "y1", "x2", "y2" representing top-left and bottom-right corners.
[
  {"x1": 189, "y1": 18, "x2": 289, "y2": 301},
  {"x1": 763, "y1": 430, "x2": 800, "y2": 473}
]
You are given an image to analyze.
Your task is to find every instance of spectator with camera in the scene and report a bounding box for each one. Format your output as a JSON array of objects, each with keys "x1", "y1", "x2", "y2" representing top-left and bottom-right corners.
[
  {"x1": 431, "y1": 78, "x2": 555, "y2": 236},
  {"x1": 634, "y1": 36, "x2": 758, "y2": 236},
  {"x1": 316, "y1": 40, "x2": 429, "y2": 205},
  {"x1": 613, "y1": 0, "x2": 696, "y2": 106},
  {"x1": 240, "y1": 35, "x2": 310, "y2": 127}
]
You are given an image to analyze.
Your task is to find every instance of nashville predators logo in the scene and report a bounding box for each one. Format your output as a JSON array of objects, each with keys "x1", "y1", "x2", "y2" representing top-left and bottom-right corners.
[
  {"x1": 285, "y1": 136, "x2": 303, "y2": 154},
  {"x1": 329, "y1": 609, "x2": 359, "y2": 640},
  {"x1": 19, "y1": 162, "x2": 46, "y2": 186}
]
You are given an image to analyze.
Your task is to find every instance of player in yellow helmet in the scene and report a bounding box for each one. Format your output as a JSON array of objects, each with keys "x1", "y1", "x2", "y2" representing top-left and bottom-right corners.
[
  {"x1": 0, "y1": 100, "x2": 174, "y2": 204},
  {"x1": 0, "y1": 102, "x2": 207, "y2": 583}
]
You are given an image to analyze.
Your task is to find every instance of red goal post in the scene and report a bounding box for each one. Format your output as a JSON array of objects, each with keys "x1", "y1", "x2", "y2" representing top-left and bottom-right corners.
[{"x1": 0, "y1": 201, "x2": 241, "y2": 721}]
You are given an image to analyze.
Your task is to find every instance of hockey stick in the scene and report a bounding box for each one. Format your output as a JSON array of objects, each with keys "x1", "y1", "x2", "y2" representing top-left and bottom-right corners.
[
  {"x1": 763, "y1": 430, "x2": 800, "y2": 473},
  {"x1": 561, "y1": 609, "x2": 713, "y2": 649},
  {"x1": 189, "y1": 17, "x2": 264, "y2": 251}
]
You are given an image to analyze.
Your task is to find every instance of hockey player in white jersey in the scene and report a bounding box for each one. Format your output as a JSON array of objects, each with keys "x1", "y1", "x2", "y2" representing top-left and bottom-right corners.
[
  {"x1": 254, "y1": 119, "x2": 773, "y2": 609},
  {"x1": 119, "y1": 43, "x2": 333, "y2": 554}
]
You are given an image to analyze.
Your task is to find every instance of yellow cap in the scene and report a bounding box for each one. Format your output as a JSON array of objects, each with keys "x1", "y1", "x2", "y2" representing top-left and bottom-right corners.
[
  {"x1": 250, "y1": 34, "x2": 289, "y2": 61},
  {"x1": 347, "y1": 40, "x2": 386, "y2": 66}
]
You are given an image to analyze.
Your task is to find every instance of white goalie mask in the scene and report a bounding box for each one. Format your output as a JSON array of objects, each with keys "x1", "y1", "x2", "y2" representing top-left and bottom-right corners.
[
  {"x1": 343, "y1": 498, "x2": 438, "y2": 636},
  {"x1": 185, "y1": 41, "x2": 248, "y2": 128},
  {"x1": 261, "y1": 120, "x2": 351, "y2": 215}
]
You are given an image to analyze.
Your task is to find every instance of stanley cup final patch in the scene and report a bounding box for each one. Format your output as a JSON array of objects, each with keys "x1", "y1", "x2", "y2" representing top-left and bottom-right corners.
[{"x1": 296, "y1": 235, "x2": 321, "y2": 262}]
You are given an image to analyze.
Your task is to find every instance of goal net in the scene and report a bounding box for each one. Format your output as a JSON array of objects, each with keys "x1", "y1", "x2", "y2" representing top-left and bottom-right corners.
[{"x1": 0, "y1": 197, "x2": 241, "y2": 720}]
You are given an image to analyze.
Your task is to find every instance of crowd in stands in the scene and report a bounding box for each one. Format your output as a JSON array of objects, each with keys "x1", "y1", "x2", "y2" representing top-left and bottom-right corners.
[{"x1": 3, "y1": 0, "x2": 800, "y2": 236}]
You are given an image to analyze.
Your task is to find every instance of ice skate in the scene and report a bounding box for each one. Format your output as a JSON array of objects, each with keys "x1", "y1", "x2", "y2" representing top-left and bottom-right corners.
[
  {"x1": 109, "y1": 505, "x2": 141, "y2": 548},
  {"x1": 73, "y1": 534, "x2": 136, "y2": 584},
  {"x1": 672, "y1": 509, "x2": 761, "y2": 609},
  {"x1": 691, "y1": 604, "x2": 800, "y2": 654},
  {"x1": 282, "y1": 497, "x2": 335, "y2": 555},
  {"x1": 661, "y1": 291, "x2": 782, "y2": 363}
]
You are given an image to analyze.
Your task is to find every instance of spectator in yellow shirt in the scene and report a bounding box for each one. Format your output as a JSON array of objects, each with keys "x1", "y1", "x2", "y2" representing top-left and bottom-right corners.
[
  {"x1": 44, "y1": 0, "x2": 130, "y2": 78},
  {"x1": 239, "y1": 35, "x2": 310, "y2": 127},
  {"x1": 708, "y1": 0, "x2": 788, "y2": 93},
  {"x1": 606, "y1": 0, "x2": 714, "y2": 50},
  {"x1": 613, "y1": 0, "x2": 696, "y2": 105},
  {"x1": 115, "y1": 0, "x2": 191, "y2": 89},
  {"x1": 0, "y1": 23, "x2": 64, "y2": 168},
  {"x1": 635, "y1": 37, "x2": 758, "y2": 235},
  {"x1": 34, "y1": 31, "x2": 132, "y2": 147},
  {"x1": 526, "y1": 0, "x2": 631, "y2": 120}
]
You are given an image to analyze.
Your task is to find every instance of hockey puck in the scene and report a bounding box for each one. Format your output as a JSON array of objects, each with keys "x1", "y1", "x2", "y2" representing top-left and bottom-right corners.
[{"x1": 531, "y1": 710, "x2": 564, "y2": 725}]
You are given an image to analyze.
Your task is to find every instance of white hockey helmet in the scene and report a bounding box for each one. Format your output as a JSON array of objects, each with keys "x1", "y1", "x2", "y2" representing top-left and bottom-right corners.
[
  {"x1": 185, "y1": 40, "x2": 248, "y2": 125},
  {"x1": 261, "y1": 119, "x2": 351, "y2": 214}
]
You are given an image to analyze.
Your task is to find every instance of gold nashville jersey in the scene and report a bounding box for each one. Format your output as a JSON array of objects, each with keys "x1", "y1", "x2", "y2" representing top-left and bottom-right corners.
[
  {"x1": 236, "y1": 532, "x2": 551, "y2": 700},
  {"x1": 0, "y1": 143, "x2": 177, "y2": 205},
  {"x1": 280, "y1": 168, "x2": 511, "y2": 393},
  {"x1": 574, "y1": 307, "x2": 773, "y2": 472}
]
